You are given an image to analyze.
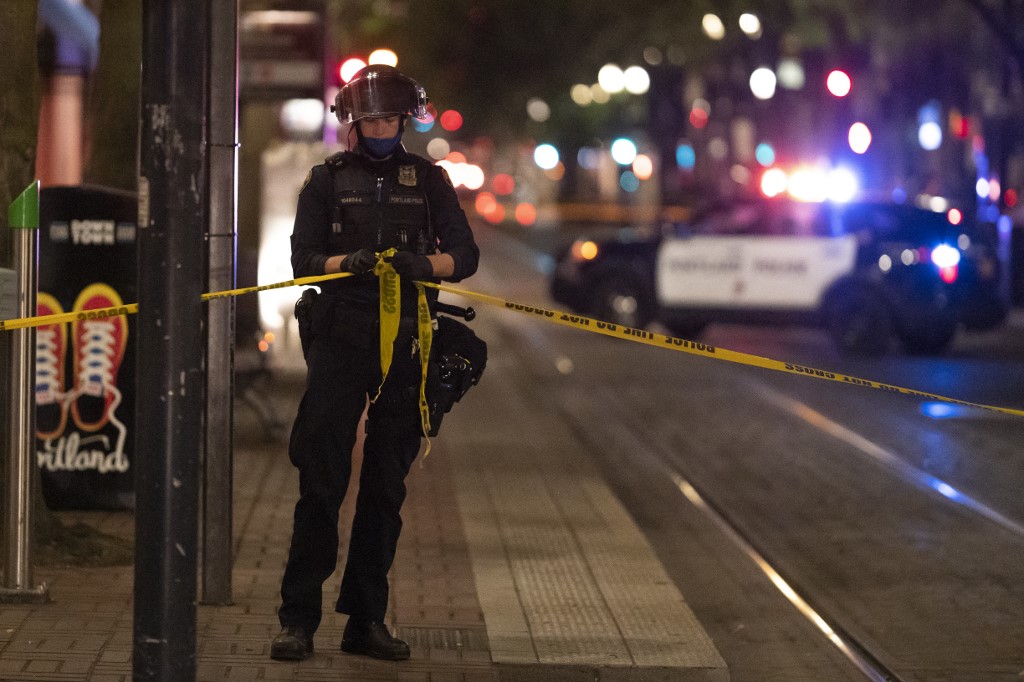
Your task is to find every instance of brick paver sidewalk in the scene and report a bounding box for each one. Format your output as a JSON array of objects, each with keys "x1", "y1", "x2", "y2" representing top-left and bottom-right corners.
[{"x1": 0, "y1": 371, "x2": 499, "y2": 681}]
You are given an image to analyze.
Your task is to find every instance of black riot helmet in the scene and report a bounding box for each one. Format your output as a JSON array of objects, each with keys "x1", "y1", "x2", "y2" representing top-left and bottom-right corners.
[{"x1": 333, "y1": 64, "x2": 429, "y2": 124}]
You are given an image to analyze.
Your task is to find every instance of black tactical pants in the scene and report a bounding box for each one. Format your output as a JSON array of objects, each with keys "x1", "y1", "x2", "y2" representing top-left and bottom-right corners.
[{"x1": 278, "y1": 302, "x2": 422, "y2": 635}]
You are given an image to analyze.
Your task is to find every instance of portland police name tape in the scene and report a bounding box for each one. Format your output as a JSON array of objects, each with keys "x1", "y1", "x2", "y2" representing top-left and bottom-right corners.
[{"x1": 4, "y1": 271, "x2": 1023, "y2": 419}]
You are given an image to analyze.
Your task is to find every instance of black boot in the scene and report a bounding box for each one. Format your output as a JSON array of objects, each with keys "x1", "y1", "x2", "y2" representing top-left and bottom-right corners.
[
  {"x1": 340, "y1": 617, "x2": 410, "y2": 661},
  {"x1": 270, "y1": 625, "x2": 314, "y2": 661}
]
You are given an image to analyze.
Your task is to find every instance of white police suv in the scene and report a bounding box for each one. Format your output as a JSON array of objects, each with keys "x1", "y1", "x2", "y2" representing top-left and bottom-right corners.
[{"x1": 551, "y1": 198, "x2": 1006, "y2": 355}]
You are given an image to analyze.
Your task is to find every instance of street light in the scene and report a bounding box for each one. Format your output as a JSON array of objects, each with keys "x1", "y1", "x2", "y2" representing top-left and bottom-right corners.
[
  {"x1": 749, "y1": 68, "x2": 777, "y2": 100},
  {"x1": 739, "y1": 13, "x2": 762, "y2": 39},
  {"x1": 368, "y1": 49, "x2": 397, "y2": 66},
  {"x1": 848, "y1": 122, "x2": 872, "y2": 154},
  {"x1": 571, "y1": 84, "x2": 593, "y2": 106},
  {"x1": 826, "y1": 70, "x2": 851, "y2": 97},
  {"x1": 776, "y1": 58, "x2": 805, "y2": 90},
  {"x1": 702, "y1": 13, "x2": 725, "y2": 40},
  {"x1": 527, "y1": 98, "x2": 551, "y2": 122},
  {"x1": 598, "y1": 64, "x2": 625, "y2": 93},
  {"x1": 534, "y1": 144, "x2": 560, "y2": 170},
  {"x1": 610, "y1": 138, "x2": 638, "y2": 165},
  {"x1": 337, "y1": 57, "x2": 366, "y2": 84},
  {"x1": 623, "y1": 66, "x2": 650, "y2": 94}
]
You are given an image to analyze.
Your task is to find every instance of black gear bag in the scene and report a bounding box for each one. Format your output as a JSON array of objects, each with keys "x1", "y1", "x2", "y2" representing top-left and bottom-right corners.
[{"x1": 426, "y1": 315, "x2": 487, "y2": 436}]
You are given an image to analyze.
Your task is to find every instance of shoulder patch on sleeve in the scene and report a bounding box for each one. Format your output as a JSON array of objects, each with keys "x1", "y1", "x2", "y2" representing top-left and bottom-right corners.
[
  {"x1": 439, "y1": 167, "x2": 454, "y2": 188},
  {"x1": 300, "y1": 169, "x2": 313, "y2": 192}
]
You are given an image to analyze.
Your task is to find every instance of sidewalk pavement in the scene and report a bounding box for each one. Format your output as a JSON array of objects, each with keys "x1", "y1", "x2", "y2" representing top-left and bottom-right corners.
[{"x1": 0, "y1": 352, "x2": 727, "y2": 681}]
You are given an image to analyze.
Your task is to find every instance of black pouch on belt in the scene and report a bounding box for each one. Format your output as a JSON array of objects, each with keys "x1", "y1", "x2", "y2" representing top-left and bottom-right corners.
[
  {"x1": 425, "y1": 316, "x2": 487, "y2": 436},
  {"x1": 294, "y1": 288, "x2": 319, "y2": 359}
]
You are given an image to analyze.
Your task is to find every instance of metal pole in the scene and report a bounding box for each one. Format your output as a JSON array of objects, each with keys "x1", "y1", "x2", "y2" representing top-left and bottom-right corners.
[
  {"x1": 1, "y1": 182, "x2": 48, "y2": 604},
  {"x1": 134, "y1": 0, "x2": 207, "y2": 677},
  {"x1": 201, "y1": 0, "x2": 238, "y2": 606}
]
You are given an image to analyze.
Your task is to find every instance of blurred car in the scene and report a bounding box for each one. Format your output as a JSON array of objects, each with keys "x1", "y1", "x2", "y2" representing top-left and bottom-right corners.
[{"x1": 551, "y1": 198, "x2": 1007, "y2": 355}]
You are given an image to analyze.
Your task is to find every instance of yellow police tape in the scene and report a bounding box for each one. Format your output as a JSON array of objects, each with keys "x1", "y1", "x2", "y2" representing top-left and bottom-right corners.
[
  {"x1": 3, "y1": 271, "x2": 1024, "y2": 419},
  {"x1": 0, "y1": 272, "x2": 353, "y2": 332},
  {"x1": 420, "y1": 282, "x2": 1024, "y2": 419}
]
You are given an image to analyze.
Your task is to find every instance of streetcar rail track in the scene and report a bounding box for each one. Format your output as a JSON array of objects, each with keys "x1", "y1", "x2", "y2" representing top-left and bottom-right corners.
[
  {"x1": 505, "y1": 311, "x2": 923, "y2": 680},
  {"x1": 544, "y1": 374, "x2": 908, "y2": 682},
  {"x1": 750, "y1": 381, "x2": 1024, "y2": 540},
  {"x1": 669, "y1": 470, "x2": 904, "y2": 682}
]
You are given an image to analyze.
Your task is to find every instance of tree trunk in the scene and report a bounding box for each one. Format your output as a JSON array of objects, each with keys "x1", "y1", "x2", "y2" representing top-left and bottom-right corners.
[
  {"x1": 0, "y1": 2, "x2": 40, "y2": 242},
  {"x1": 84, "y1": 0, "x2": 142, "y2": 190}
]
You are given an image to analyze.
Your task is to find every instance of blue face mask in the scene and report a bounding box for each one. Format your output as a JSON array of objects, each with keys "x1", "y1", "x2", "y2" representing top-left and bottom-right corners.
[{"x1": 361, "y1": 133, "x2": 402, "y2": 159}]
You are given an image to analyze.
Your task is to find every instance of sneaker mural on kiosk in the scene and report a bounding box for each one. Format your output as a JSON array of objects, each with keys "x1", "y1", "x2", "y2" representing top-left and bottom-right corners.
[
  {"x1": 35, "y1": 292, "x2": 68, "y2": 440},
  {"x1": 70, "y1": 283, "x2": 128, "y2": 433}
]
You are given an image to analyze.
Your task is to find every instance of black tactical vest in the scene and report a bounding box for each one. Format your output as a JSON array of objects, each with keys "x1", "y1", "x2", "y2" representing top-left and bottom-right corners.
[{"x1": 326, "y1": 151, "x2": 436, "y2": 257}]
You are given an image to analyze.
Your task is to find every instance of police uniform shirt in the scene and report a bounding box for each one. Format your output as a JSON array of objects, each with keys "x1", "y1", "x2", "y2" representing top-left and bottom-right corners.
[{"x1": 290, "y1": 147, "x2": 480, "y2": 314}]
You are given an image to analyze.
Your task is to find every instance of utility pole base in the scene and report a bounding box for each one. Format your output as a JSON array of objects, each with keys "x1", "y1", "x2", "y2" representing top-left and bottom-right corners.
[{"x1": 0, "y1": 584, "x2": 50, "y2": 604}]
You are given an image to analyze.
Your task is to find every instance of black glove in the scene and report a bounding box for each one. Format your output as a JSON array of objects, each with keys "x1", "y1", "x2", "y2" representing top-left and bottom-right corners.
[
  {"x1": 388, "y1": 251, "x2": 433, "y2": 280},
  {"x1": 339, "y1": 248, "x2": 376, "y2": 274}
]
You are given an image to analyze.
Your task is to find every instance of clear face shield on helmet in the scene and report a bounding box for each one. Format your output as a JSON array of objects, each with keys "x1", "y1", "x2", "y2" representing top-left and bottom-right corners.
[{"x1": 332, "y1": 66, "x2": 429, "y2": 124}]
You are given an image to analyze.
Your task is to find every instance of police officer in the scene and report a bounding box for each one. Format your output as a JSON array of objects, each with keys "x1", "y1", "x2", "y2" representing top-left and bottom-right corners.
[{"x1": 271, "y1": 65, "x2": 479, "y2": 662}]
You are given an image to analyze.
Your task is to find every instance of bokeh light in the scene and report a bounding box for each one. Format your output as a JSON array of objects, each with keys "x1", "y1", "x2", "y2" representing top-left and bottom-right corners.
[
  {"x1": 989, "y1": 177, "x2": 1001, "y2": 202},
  {"x1": 368, "y1": 49, "x2": 398, "y2": 67},
  {"x1": 623, "y1": 66, "x2": 651, "y2": 94},
  {"x1": 739, "y1": 13, "x2": 762, "y2": 38},
  {"x1": 338, "y1": 58, "x2": 367, "y2": 83},
  {"x1": 643, "y1": 47, "x2": 663, "y2": 65},
  {"x1": 493, "y1": 173, "x2": 515, "y2": 195},
  {"x1": 462, "y1": 164, "x2": 485, "y2": 190},
  {"x1": 730, "y1": 164, "x2": 751, "y2": 185},
  {"x1": 280, "y1": 99, "x2": 325, "y2": 137},
  {"x1": 755, "y1": 142, "x2": 775, "y2": 166},
  {"x1": 918, "y1": 121, "x2": 942, "y2": 151},
  {"x1": 544, "y1": 162, "x2": 566, "y2": 181},
  {"x1": 676, "y1": 143, "x2": 696, "y2": 170},
  {"x1": 598, "y1": 64, "x2": 625, "y2": 93},
  {"x1": 577, "y1": 147, "x2": 600, "y2": 169},
  {"x1": 976, "y1": 178, "x2": 990, "y2": 198},
  {"x1": 848, "y1": 122, "x2": 872, "y2": 154},
  {"x1": 533, "y1": 143, "x2": 560, "y2": 170},
  {"x1": 776, "y1": 58, "x2": 805, "y2": 89},
  {"x1": 426, "y1": 138, "x2": 450, "y2": 160},
  {"x1": 515, "y1": 203, "x2": 537, "y2": 226},
  {"x1": 474, "y1": 192, "x2": 498, "y2": 215},
  {"x1": 620, "y1": 171, "x2": 640, "y2": 192},
  {"x1": 788, "y1": 166, "x2": 828, "y2": 202},
  {"x1": 761, "y1": 167, "x2": 788, "y2": 197},
  {"x1": 436, "y1": 158, "x2": 484, "y2": 190},
  {"x1": 526, "y1": 98, "x2": 551, "y2": 122},
  {"x1": 707, "y1": 137, "x2": 728, "y2": 160},
  {"x1": 749, "y1": 68, "x2": 777, "y2": 100},
  {"x1": 484, "y1": 204, "x2": 506, "y2": 224},
  {"x1": 610, "y1": 138, "x2": 638, "y2": 165},
  {"x1": 826, "y1": 167, "x2": 859, "y2": 203},
  {"x1": 572, "y1": 240, "x2": 599, "y2": 260},
  {"x1": 826, "y1": 70, "x2": 852, "y2": 97},
  {"x1": 632, "y1": 154, "x2": 653, "y2": 180},
  {"x1": 702, "y1": 13, "x2": 725, "y2": 40},
  {"x1": 439, "y1": 110, "x2": 463, "y2": 131},
  {"x1": 571, "y1": 84, "x2": 593, "y2": 106}
]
